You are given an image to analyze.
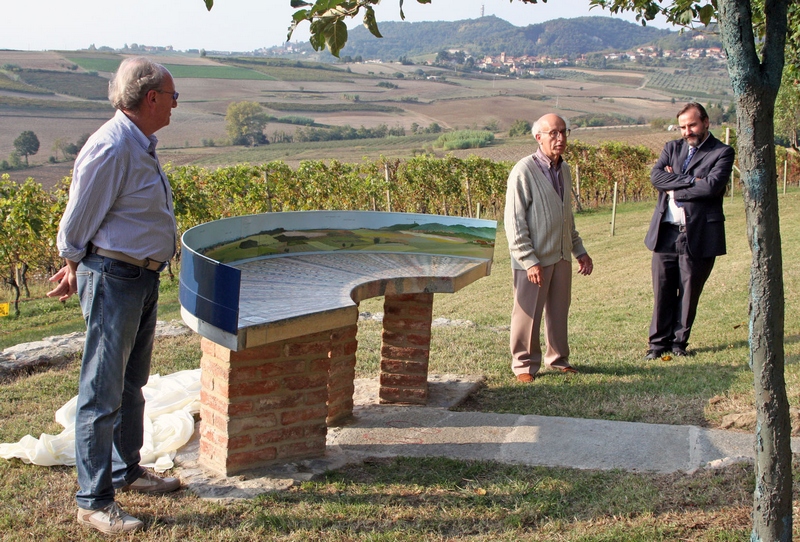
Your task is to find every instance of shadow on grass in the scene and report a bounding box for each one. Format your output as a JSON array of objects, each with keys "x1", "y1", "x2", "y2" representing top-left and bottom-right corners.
[
  {"x1": 459, "y1": 353, "x2": 748, "y2": 426},
  {"x1": 157, "y1": 457, "x2": 752, "y2": 539}
]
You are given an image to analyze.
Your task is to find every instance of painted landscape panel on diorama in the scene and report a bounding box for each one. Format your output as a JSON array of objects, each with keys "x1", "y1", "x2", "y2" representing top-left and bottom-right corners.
[{"x1": 203, "y1": 224, "x2": 496, "y2": 264}]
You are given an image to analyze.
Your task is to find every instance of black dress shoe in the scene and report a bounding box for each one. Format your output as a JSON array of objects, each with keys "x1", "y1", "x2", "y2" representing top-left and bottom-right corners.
[
  {"x1": 644, "y1": 349, "x2": 664, "y2": 360},
  {"x1": 671, "y1": 347, "x2": 692, "y2": 357}
]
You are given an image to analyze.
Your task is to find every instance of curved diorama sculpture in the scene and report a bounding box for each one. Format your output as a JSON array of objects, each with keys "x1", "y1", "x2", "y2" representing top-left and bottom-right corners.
[
  {"x1": 180, "y1": 211, "x2": 497, "y2": 351},
  {"x1": 179, "y1": 211, "x2": 497, "y2": 475}
]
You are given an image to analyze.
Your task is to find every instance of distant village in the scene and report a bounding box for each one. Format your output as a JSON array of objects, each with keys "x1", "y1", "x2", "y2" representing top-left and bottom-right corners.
[
  {"x1": 475, "y1": 41, "x2": 725, "y2": 75},
  {"x1": 87, "y1": 32, "x2": 727, "y2": 76}
]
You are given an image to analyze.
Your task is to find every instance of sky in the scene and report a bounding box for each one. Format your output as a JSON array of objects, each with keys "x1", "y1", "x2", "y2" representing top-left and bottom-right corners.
[{"x1": 2, "y1": 0, "x2": 672, "y2": 53}]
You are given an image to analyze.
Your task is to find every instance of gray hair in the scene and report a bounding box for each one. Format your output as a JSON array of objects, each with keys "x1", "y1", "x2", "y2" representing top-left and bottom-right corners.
[
  {"x1": 108, "y1": 57, "x2": 170, "y2": 111},
  {"x1": 531, "y1": 114, "x2": 570, "y2": 136}
]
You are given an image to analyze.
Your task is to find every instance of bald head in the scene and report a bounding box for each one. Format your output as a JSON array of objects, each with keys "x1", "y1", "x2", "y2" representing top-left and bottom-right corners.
[{"x1": 532, "y1": 114, "x2": 569, "y2": 162}]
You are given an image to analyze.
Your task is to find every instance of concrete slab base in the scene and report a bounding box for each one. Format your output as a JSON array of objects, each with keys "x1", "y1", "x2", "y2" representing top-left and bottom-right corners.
[{"x1": 172, "y1": 373, "x2": 791, "y2": 502}]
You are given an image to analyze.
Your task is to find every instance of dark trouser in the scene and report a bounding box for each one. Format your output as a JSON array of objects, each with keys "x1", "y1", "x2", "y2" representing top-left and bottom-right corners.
[{"x1": 649, "y1": 224, "x2": 715, "y2": 352}]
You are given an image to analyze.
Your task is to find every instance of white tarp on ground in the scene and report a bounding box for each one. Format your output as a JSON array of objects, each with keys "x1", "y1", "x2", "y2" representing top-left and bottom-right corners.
[{"x1": 0, "y1": 369, "x2": 201, "y2": 472}]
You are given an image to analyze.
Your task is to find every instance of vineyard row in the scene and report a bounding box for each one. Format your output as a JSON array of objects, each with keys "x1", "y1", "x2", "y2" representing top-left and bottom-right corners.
[{"x1": 3, "y1": 142, "x2": 799, "y2": 312}]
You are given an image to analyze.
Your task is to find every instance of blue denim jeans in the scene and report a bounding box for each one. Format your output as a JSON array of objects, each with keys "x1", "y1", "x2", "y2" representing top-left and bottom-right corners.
[{"x1": 74, "y1": 254, "x2": 160, "y2": 510}]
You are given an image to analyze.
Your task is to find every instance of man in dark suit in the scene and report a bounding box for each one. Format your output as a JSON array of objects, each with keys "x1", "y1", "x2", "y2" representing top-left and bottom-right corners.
[{"x1": 644, "y1": 102, "x2": 735, "y2": 360}]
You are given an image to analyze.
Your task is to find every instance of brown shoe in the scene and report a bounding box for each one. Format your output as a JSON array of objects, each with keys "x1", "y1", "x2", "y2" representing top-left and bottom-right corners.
[
  {"x1": 78, "y1": 502, "x2": 143, "y2": 534},
  {"x1": 559, "y1": 366, "x2": 579, "y2": 374},
  {"x1": 516, "y1": 373, "x2": 535, "y2": 383},
  {"x1": 119, "y1": 469, "x2": 181, "y2": 494}
]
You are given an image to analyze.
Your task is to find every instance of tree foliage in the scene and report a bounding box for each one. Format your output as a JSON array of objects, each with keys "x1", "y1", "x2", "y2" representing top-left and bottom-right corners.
[
  {"x1": 225, "y1": 101, "x2": 269, "y2": 146},
  {"x1": 0, "y1": 175, "x2": 63, "y2": 314},
  {"x1": 13, "y1": 131, "x2": 39, "y2": 166},
  {"x1": 508, "y1": 119, "x2": 532, "y2": 138}
]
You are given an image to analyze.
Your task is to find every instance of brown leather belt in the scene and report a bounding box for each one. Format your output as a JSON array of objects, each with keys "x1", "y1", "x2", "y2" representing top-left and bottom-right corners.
[{"x1": 91, "y1": 247, "x2": 167, "y2": 272}]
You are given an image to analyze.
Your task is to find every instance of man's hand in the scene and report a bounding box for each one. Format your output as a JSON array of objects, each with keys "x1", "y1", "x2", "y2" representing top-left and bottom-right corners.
[
  {"x1": 665, "y1": 165, "x2": 674, "y2": 173},
  {"x1": 47, "y1": 262, "x2": 78, "y2": 302},
  {"x1": 577, "y1": 254, "x2": 593, "y2": 276},
  {"x1": 526, "y1": 264, "x2": 543, "y2": 286}
]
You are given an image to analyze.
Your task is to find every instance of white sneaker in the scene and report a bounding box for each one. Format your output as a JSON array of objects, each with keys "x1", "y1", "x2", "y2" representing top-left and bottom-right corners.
[{"x1": 77, "y1": 502, "x2": 144, "y2": 534}]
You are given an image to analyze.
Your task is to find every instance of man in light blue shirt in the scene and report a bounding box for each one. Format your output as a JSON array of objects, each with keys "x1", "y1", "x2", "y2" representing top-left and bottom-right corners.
[{"x1": 48, "y1": 57, "x2": 181, "y2": 534}]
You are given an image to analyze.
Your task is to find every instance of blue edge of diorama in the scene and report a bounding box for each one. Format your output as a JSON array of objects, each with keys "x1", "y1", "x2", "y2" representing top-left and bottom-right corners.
[{"x1": 179, "y1": 251, "x2": 241, "y2": 336}]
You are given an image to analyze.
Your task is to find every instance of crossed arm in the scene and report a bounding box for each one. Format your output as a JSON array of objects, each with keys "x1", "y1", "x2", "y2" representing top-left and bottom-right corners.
[{"x1": 650, "y1": 144, "x2": 735, "y2": 201}]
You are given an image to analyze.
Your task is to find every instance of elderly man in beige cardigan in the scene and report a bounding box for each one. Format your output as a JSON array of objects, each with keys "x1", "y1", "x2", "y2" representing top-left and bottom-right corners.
[{"x1": 504, "y1": 113, "x2": 593, "y2": 383}]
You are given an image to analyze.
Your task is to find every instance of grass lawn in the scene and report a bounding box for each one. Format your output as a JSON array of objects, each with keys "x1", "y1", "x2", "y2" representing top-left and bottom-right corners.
[{"x1": 1, "y1": 191, "x2": 799, "y2": 540}]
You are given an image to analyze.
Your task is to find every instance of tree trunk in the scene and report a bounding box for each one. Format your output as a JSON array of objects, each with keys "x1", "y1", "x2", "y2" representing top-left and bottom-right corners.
[
  {"x1": 718, "y1": 0, "x2": 792, "y2": 540},
  {"x1": 3, "y1": 272, "x2": 20, "y2": 317},
  {"x1": 18, "y1": 263, "x2": 30, "y2": 299}
]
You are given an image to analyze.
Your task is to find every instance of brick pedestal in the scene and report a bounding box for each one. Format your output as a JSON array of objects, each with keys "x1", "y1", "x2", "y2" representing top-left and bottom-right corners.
[
  {"x1": 379, "y1": 293, "x2": 434, "y2": 404},
  {"x1": 327, "y1": 325, "x2": 358, "y2": 425},
  {"x1": 199, "y1": 331, "x2": 332, "y2": 476},
  {"x1": 197, "y1": 294, "x2": 435, "y2": 475}
]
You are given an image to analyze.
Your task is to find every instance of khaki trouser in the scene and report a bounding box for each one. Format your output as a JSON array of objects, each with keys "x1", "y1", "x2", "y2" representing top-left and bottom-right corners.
[{"x1": 510, "y1": 259, "x2": 572, "y2": 376}]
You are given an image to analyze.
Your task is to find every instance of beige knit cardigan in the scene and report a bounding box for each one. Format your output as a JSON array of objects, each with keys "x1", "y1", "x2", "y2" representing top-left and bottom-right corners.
[{"x1": 503, "y1": 154, "x2": 586, "y2": 271}]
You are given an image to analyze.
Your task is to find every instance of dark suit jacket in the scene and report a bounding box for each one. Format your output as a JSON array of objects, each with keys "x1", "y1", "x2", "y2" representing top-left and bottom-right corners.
[{"x1": 645, "y1": 133, "x2": 735, "y2": 258}]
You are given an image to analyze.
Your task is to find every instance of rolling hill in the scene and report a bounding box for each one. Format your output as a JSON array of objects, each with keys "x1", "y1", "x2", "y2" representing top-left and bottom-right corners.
[{"x1": 287, "y1": 15, "x2": 673, "y2": 61}]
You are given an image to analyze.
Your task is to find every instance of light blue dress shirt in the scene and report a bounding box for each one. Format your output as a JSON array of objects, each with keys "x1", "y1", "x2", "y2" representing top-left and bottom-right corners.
[{"x1": 57, "y1": 110, "x2": 177, "y2": 263}]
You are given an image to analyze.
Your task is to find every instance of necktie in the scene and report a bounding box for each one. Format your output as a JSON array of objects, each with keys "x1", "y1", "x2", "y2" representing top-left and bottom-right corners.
[{"x1": 682, "y1": 146, "x2": 696, "y2": 174}]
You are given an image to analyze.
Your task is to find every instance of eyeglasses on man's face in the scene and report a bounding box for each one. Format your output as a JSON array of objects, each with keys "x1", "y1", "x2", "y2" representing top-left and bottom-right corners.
[
  {"x1": 156, "y1": 89, "x2": 179, "y2": 101},
  {"x1": 539, "y1": 129, "x2": 570, "y2": 139}
]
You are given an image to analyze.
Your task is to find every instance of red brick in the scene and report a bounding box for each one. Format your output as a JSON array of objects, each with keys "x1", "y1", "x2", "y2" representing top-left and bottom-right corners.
[
  {"x1": 228, "y1": 401, "x2": 257, "y2": 416},
  {"x1": 200, "y1": 390, "x2": 231, "y2": 415},
  {"x1": 227, "y1": 343, "x2": 283, "y2": 363},
  {"x1": 381, "y1": 330, "x2": 432, "y2": 347},
  {"x1": 281, "y1": 406, "x2": 329, "y2": 426},
  {"x1": 254, "y1": 426, "x2": 306, "y2": 446},
  {"x1": 382, "y1": 317, "x2": 433, "y2": 332},
  {"x1": 380, "y1": 345, "x2": 430, "y2": 362},
  {"x1": 326, "y1": 385, "x2": 354, "y2": 406},
  {"x1": 228, "y1": 360, "x2": 308, "y2": 383},
  {"x1": 305, "y1": 387, "x2": 330, "y2": 406},
  {"x1": 283, "y1": 374, "x2": 328, "y2": 391},
  {"x1": 384, "y1": 304, "x2": 434, "y2": 318},
  {"x1": 328, "y1": 377, "x2": 354, "y2": 394},
  {"x1": 329, "y1": 356, "x2": 356, "y2": 373},
  {"x1": 305, "y1": 425, "x2": 328, "y2": 438},
  {"x1": 276, "y1": 440, "x2": 326, "y2": 460},
  {"x1": 330, "y1": 325, "x2": 358, "y2": 342},
  {"x1": 285, "y1": 340, "x2": 332, "y2": 358},
  {"x1": 228, "y1": 378, "x2": 282, "y2": 398},
  {"x1": 380, "y1": 373, "x2": 427, "y2": 387},
  {"x1": 379, "y1": 386, "x2": 428, "y2": 404},
  {"x1": 204, "y1": 410, "x2": 230, "y2": 432},
  {"x1": 330, "y1": 341, "x2": 358, "y2": 358},
  {"x1": 380, "y1": 359, "x2": 428, "y2": 374},
  {"x1": 198, "y1": 439, "x2": 226, "y2": 465},
  {"x1": 227, "y1": 413, "x2": 278, "y2": 434},
  {"x1": 199, "y1": 425, "x2": 225, "y2": 447},
  {"x1": 200, "y1": 338, "x2": 217, "y2": 356},
  {"x1": 385, "y1": 293, "x2": 433, "y2": 303},
  {"x1": 226, "y1": 447, "x2": 278, "y2": 472},
  {"x1": 227, "y1": 434, "x2": 254, "y2": 450},
  {"x1": 200, "y1": 371, "x2": 228, "y2": 396},
  {"x1": 308, "y1": 357, "x2": 332, "y2": 373},
  {"x1": 201, "y1": 354, "x2": 230, "y2": 376},
  {"x1": 327, "y1": 404, "x2": 354, "y2": 426},
  {"x1": 251, "y1": 394, "x2": 303, "y2": 413}
]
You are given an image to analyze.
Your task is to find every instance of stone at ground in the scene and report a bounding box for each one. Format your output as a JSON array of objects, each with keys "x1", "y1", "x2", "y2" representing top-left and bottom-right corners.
[{"x1": 0, "y1": 321, "x2": 190, "y2": 378}]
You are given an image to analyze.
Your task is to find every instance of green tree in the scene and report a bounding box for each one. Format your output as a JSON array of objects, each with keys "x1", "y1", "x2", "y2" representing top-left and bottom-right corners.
[
  {"x1": 225, "y1": 101, "x2": 269, "y2": 146},
  {"x1": 0, "y1": 176, "x2": 58, "y2": 315},
  {"x1": 13, "y1": 131, "x2": 39, "y2": 166},
  {"x1": 509, "y1": 119, "x2": 533, "y2": 137},
  {"x1": 51, "y1": 137, "x2": 68, "y2": 162}
]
